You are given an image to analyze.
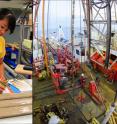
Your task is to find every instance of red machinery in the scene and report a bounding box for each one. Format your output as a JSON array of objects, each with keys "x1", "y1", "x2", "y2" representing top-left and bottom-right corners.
[
  {"x1": 91, "y1": 51, "x2": 117, "y2": 82},
  {"x1": 57, "y1": 46, "x2": 80, "y2": 76},
  {"x1": 89, "y1": 81, "x2": 105, "y2": 104},
  {"x1": 66, "y1": 59, "x2": 80, "y2": 76},
  {"x1": 57, "y1": 47, "x2": 72, "y2": 65},
  {"x1": 51, "y1": 64, "x2": 69, "y2": 94},
  {"x1": 51, "y1": 63, "x2": 81, "y2": 95}
]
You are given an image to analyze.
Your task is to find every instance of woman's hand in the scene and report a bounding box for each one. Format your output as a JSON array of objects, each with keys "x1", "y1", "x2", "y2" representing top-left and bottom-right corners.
[
  {"x1": 0, "y1": 62, "x2": 6, "y2": 82},
  {"x1": 0, "y1": 58, "x2": 3, "y2": 64}
]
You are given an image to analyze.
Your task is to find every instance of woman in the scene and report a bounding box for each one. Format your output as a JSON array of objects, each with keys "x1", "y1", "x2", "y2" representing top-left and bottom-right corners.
[{"x1": 0, "y1": 8, "x2": 16, "y2": 82}]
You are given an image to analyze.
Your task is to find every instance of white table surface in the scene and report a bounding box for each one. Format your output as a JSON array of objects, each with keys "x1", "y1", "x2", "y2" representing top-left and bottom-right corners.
[{"x1": 0, "y1": 114, "x2": 32, "y2": 124}]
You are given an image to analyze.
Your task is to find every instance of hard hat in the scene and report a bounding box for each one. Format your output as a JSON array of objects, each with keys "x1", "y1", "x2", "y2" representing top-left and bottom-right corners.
[{"x1": 81, "y1": 73, "x2": 84, "y2": 77}]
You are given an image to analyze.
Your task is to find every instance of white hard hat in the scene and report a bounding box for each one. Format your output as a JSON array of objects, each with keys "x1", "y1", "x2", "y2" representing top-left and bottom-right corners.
[
  {"x1": 48, "y1": 115, "x2": 60, "y2": 124},
  {"x1": 81, "y1": 73, "x2": 84, "y2": 77}
]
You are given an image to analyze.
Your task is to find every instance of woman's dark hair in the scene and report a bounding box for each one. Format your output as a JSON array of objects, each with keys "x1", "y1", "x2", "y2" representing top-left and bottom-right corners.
[{"x1": 0, "y1": 8, "x2": 16, "y2": 34}]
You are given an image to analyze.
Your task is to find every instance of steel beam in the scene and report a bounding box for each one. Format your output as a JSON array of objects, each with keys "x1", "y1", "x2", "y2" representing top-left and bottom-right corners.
[
  {"x1": 105, "y1": 2, "x2": 111, "y2": 68},
  {"x1": 87, "y1": 0, "x2": 91, "y2": 59},
  {"x1": 84, "y1": 20, "x2": 117, "y2": 24},
  {"x1": 71, "y1": 0, "x2": 75, "y2": 84}
]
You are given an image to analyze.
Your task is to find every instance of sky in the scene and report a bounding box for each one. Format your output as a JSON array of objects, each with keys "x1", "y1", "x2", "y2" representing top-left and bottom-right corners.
[
  {"x1": 34, "y1": 0, "x2": 117, "y2": 39},
  {"x1": 35, "y1": 0, "x2": 85, "y2": 39}
]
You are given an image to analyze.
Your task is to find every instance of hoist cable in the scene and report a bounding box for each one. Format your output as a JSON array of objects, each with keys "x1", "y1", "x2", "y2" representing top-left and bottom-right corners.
[{"x1": 46, "y1": 0, "x2": 50, "y2": 39}]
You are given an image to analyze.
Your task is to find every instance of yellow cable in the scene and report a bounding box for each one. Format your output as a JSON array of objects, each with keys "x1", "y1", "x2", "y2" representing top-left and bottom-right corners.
[
  {"x1": 113, "y1": 111, "x2": 117, "y2": 116},
  {"x1": 111, "y1": 114, "x2": 116, "y2": 124},
  {"x1": 108, "y1": 118, "x2": 112, "y2": 124},
  {"x1": 42, "y1": 0, "x2": 49, "y2": 77},
  {"x1": 110, "y1": 116, "x2": 113, "y2": 124},
  {"x1": 92, "y1": 118, "x2": 100, "y2": 124}
]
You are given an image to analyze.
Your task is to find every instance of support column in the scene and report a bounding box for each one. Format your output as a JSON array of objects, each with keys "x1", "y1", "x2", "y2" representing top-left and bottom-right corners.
[{"x1": 105, "y1": 2, "x2": 111, "y2": 68}]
